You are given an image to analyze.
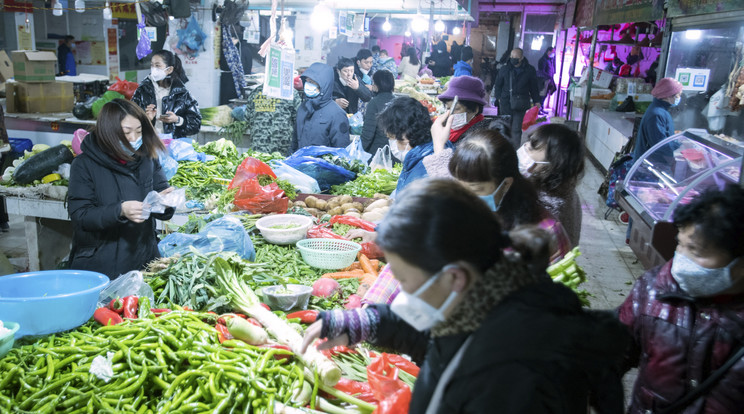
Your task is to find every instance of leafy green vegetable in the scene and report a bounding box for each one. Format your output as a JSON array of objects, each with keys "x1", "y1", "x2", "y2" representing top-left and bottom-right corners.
[
  {"x1": 330, "y1": 165, "x2": 402, "y2": 197},
  {"x1": 271, "y1": 223, "x2": 301, "y2": 229},
  {"x1": 320, "y1": 154, "x2": 369, "y2": 175},
  {"x1": 219, "y1": 121, "x2": 250, "y2": 145}
]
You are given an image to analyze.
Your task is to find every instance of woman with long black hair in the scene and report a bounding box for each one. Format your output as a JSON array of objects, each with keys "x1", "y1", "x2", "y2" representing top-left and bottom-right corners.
[{"x1": 132, "y1": 50, "x2": 202, "y2": 137}]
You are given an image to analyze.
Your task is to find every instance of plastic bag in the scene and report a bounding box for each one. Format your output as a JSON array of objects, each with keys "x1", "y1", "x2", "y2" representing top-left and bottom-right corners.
[
  {"x1": 168, "y1": 139, "x2": 213, "y2": 162},
  {"x1": 346, "y1": 137, "x2": 372, "y2": 164},
  {"x1": 54, "y1": 163, "x2": 71, "y2": 180},
  {"x1": 92, "y1": 91, "x2": 125, "y2": 118},
  {"x1": 159, "y1": 152, "x2": 179, "y2": 180},
  {"x1": 289, "y1": 146, "x2": 352, "y2": 159},
  {"x1": 369, "y1": 145, "x2": 394, "y2": 172},
  {"x1": 136, "y1": 20, "x2": 152, "y2": 60},
  {"x1": 229, "y1": 158, "x2": 289, "y2": 214},
  {"x1": 96, "y1": 271, "x2": 154, "y2": 309},
  {"x1": 334, "y1": 378, "x2": 376, "y2": 403},
  {"x1": 367, "y1": 354, "x2": 412, "y2": 414},
  {"x1": 176, "y1": 16, "x2": 208, "y2": 57},
  {"x1": 141, "y1": 188, "x2": 186, "y2": 220},
  {"x1": 270, "y1": 160, "x2": 321, "y2": 194},
  {"x1": 330, "y1": 215, "x2": 376, "y2": 232},
  {"x1": 158, "y1": 215, "x2": 256, "y2": 260},
  {"x1": 72, "y1": 129, "x2": 89, "y2": 155},
  {"x1": 107, "y1": 77, "x2": 139, "y2": 100},
  {"x1": 349, "y1": 111, "x2": 364, "y2": 135},
  {"x1": 283, "y1": 156, "x2": 356, "y2": 191},
  {"x1": 522, "y1": 106, "x2": 540, "y2": 131}
]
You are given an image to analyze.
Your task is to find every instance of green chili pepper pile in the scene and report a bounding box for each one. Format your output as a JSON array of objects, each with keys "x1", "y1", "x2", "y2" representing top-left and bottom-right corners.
[{"x1": 0, "y1": 310, "x2": 309, "y2": 413}]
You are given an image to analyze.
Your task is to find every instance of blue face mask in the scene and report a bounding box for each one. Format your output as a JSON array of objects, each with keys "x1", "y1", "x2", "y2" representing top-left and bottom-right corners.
[
  {"x1": 478, "y1": 180, "x2": 509, "y2": 212},
  {"x1": 671, "y1": 95, "x2": 682, "y2": 107},
  {"x1": 304, "y1": 83, "x2": 320, "y2": 98},
  {"x1": 362, "y1": 73, "x2": 372, "y2": 85},
  {"x1": 121, "y1": 136, "x2": 143, "y2": 154}
]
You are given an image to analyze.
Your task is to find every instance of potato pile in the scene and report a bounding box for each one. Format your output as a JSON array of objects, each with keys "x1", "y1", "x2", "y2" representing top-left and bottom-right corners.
[{"x1": 290, "y1": 194, "x2": 391, "y2": 222}]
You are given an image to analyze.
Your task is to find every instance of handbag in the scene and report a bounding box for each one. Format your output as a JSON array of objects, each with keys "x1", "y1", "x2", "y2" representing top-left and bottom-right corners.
[
  {"x1": 657, "y1": 344, "x2": 744, "y2": 414},
  {"x1": 510, "y1": 72, "x2": 531, "y2": 111}
]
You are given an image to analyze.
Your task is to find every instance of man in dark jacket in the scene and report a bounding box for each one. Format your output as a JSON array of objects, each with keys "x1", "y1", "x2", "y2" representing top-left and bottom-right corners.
[
  {"x1": 361, "y1": 70, "x2": 395, "y2": 154},
  {"x1": 537, "y1": 46, "x2": 557, "y2": 112},
  {"x1": 293, "y1": 63, "x2": 351, "y2": 150},
  {"x1": 131, "y1": 76, "x2": 202, "y2": 138},
  {"x1": 492, "y1": 48, "x2": 541, "y2": 147},
  {"x1": 68, "y1": 135, "x2": 174, "y2": 279},
  {"x1": 426, "y1": 41, "x2": 453, "y2": 78}
]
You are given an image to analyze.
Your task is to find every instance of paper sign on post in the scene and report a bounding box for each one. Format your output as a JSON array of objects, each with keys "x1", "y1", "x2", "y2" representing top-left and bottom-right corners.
[{"x1": 263, "y1": 44, "x2": 295, "y2": 100}]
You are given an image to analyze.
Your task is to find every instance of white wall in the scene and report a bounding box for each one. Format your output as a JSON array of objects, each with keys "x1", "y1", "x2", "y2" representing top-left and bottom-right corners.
[{"x1": 294, "y1": 15, "x2": 325, "y2": 68}]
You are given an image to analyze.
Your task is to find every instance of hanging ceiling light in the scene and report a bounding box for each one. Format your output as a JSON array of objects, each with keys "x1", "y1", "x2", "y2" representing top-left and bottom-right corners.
[
  {"x1": 74, "y1": 0, "x2": 85, "y2": 13},
  {"x1": 310, "y1": 3, "x2": 334, "y2": 32},
  {"x1": 24, "y1": 16, "x2": 31, "y2": 33},
  {"x1": 411, "y1": 14, "x2": 428, "y2": 33},
  {"x1": 53, "y1": 1, "x2": 64, "y2": 16},
  {"x1": 434, "y1": 19, "x2": 445, "y2": 33},
  {"x1": 382, "y1": 17, "x2": 391, "y2": 32},
  {"x1": 405, "y1": 29, "x2": 412, "y2": 37},
  {"x1": 103, "y1": 1, "x2": 112, "y2": 20}
]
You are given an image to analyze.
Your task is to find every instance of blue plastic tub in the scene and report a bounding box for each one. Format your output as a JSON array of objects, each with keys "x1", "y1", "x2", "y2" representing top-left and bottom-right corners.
[{"x1": 0, "y1": 270, "x2": 109, "y2": 338}]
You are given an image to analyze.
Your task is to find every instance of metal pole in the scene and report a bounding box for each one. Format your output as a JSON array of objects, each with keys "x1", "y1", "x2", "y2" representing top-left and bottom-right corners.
[
  {"x1": 580, "y1": 28, "x2": 598, "y2": 136},
  {"x1": 556, "y1": 28, "x2": 568, "y2": 117},
  {"x1": 567, "y1": 28, "x2": 580, "y2": 119}
]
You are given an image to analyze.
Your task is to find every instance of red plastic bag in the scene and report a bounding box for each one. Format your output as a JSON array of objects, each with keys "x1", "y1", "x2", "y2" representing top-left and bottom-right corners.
[
  {"x1": 334, "y1": 378, "x2": 377, "y2": 403},
  {"x1": 330, "y1": 215, "x2": 376, "y2": 232},
  {"x1": 384, "y1": 353, "x2": 420, "y2": 377},
  {"x1": 108, "y1": 77, "x2": 139, "y2": 100},
  {"x1": 522, "y1": 106, "x2": 540, "y2": 131},
  {"x1": 367, "y1": 354, "x2": 412, "y2": 414},
  {"x1": 229, "y1": 157, "x2": 288, "y2": 214}
]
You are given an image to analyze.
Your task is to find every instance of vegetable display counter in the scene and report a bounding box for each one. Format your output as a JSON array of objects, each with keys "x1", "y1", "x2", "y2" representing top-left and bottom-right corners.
[{"x1": 3, "y1": 196, "x2": 190, "y2": 271}]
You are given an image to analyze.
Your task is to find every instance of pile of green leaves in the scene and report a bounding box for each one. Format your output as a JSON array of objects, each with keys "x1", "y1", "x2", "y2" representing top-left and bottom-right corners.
[
  {"x1": 144, "y1": 251, "x2": 270, "y2": 313},
  {"x1": 257, "y1": 174, "x2": 298, "y2": 200},
  {"x1": 243, "y1": 149, "x2": 286, "y2": 164},
  {"x1": 320, "y1": 154, "x2": 369, "y2": 175},
  {"x1": 330, "y1": 165, "x2": 402, "y2": 197},
  {"x1": 193, "y1": 138, "x2": 242, "y2": 163},
  {"x1": 219, "y1": 121, "x2": 249, "y2": 145}
]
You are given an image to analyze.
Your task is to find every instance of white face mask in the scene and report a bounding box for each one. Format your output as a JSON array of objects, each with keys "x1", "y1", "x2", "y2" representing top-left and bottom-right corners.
[
  {"x1": 390, "y1": 266, "x2": 459, "y2": 331},
  {"x1": 671, "y1": 252, "x2": 739, "y2": 297},
  {"x1": 517, "y1": 143, "x2": 549, "y2": 177},
  {"x1": 150, "y1": 67, "x2": 168, "y2": 82},
  {"x1": 451, "y1": 112, "x2": 469, "y2": 130},
  {"x1": 389, "y1": 139, "x2": 411, "y2": 161}
]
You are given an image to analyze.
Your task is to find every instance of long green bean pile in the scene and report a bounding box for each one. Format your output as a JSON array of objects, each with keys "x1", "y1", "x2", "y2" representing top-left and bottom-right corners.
[{"x1": 0, "y1": 311, "x2": 307, "y2": 413}]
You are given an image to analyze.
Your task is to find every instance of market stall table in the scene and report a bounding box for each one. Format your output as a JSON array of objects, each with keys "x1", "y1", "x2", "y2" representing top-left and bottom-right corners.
[
  {"x1": 584, "y1": 108, "x2": 640, "y2": 173},
  {"x1": 3, "y1": 196, "x2": 191, "y2": 271}
]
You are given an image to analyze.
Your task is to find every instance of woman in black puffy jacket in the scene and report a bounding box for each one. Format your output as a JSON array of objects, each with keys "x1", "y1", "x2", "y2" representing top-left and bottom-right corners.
[{"x1": 132, "y1": 50, "x2": 201, "y2": 138}]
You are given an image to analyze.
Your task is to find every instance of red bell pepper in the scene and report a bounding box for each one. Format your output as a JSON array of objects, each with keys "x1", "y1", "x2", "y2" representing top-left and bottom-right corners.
[
  {"x1": 215, "y1": 324, "x2": 233, "y2": 344},
  {"x1": 286, "y1": 310, "x2": 319, "y2": 324},
  {"x1": 121, "y1": 296, "x2": 138, "y2": 319},
  {"x1": 108, "y1": 298, "x2": 124, "y2": 314},
  {"x1": 94, "y1": 307, "x2": 123, "y2": 326}
]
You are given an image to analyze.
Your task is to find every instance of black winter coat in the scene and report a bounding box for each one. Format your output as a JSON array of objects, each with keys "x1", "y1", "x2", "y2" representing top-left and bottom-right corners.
[
  {"x1": 371, "y1": 279, "x2": 628, "y2": 414},
  {"x1": 68, "y1": 136, "x2": 174, "y2": 279},
  {"x1": 132, "y1": 77, "x2": 202, "y2": 137},
  {"x1": 360, "y1": 91, "x2": 394, "y2": 154},
  {"x1": 332, "y1": 70, "x2": 373, "y2": 114},
  {"x1": 492, "y1": 62, "x2": 541, "y2": 115}
]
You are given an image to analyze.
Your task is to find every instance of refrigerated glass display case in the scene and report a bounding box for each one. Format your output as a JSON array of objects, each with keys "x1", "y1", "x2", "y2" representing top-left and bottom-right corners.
[{"x1": 617, "y1": 129, "x2": 743, "y2": 269}]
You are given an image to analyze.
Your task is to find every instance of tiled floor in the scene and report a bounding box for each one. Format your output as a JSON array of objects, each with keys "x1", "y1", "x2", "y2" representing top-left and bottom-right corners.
[{"x1": 0, "y1": 159, "x2": 644, "y2": 404}]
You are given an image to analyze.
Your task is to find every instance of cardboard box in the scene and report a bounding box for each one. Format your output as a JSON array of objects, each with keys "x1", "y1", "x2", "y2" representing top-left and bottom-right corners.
[
  {"x1": 0, "y1": 51, "x2": 13, "y2": 82},
  {"x1": 11, "y1": 51, "x2": 57, "y2": 83},
  {"x1": 6, "y1": 81, "x2": 74, "y2": 113},
  {"x1": 578, "y1": 67, "x2": 615, "y2": 89}
]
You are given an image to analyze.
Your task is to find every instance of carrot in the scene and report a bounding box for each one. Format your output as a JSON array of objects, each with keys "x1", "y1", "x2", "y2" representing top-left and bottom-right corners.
[
  {"x1": 357, "y1": 273, "x2": 378, "y2": 297},
  {"x1": 341, "y1": 262, "x2": 362, "y2": 271},
  {"x1": 322, "y1": 269, "x2": 365, "y2": 279},
  {"x1": 358, "y1": 254, "x2": 377, "y2": 277}
]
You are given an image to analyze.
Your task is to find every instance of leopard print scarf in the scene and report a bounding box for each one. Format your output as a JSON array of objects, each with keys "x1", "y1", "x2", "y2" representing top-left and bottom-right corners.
[{"x1": 431, "y1": 256, "x2": 542, "y2": 337}]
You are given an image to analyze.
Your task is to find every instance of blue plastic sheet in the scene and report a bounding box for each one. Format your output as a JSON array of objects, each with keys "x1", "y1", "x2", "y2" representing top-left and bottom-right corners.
[
  {"x1": 289, "y1": 146, "x2": 352, "y2": 159},
  {"x1": 158, "y1": 216, "x2": 255, "y2": 260},
  {"x1": 168, "y1": 139, "x2": 215, "y2": 162},
  {"x1": 283, "y1": 156, "x2": 356, "y2": 191},
  {"x1": 159, "y1": 152, "x2": 179, "y2": 180}
]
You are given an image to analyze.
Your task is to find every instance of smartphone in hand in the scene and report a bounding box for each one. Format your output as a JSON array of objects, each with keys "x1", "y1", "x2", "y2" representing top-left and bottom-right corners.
[{"x1": 448, "y1": 95, "x2": 459, "y2": 117}]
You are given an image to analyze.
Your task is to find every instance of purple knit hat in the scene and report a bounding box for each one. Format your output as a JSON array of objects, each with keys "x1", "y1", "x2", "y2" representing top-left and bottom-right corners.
[
  {"x1": 438, "y1": 76, "x2": 487, "y2": 106},
  {"x1": 652, "y1": 77, "x2": 683, "y2": 99}
]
